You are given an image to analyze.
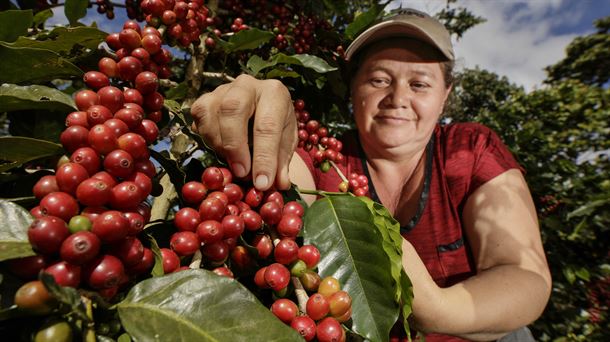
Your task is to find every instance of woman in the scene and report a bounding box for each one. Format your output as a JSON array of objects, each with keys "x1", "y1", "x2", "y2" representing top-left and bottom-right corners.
[{"x1": 191, "y1": 9, "x2": 551, "y2": 341}]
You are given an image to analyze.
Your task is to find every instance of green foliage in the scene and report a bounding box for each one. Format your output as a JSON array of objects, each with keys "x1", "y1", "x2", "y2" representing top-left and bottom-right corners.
[
  {"x1": 0, "y1": 200, "x2": 35, "y2": 261},
  {"x1": 117, "y1": 270, "x2": 303, "y2": 341},
  {"x1": 545, "y1": 16, "x2": 610, "y2": 87}
]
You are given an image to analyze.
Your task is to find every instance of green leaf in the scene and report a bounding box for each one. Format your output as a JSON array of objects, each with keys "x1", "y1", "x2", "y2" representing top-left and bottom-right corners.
[
  {"x1": 218, "y1": 28, "x2": 274, "y2": 53},
  {"x1": 32, "y1": 9, "x2": 53, "y2": 27},
  {"x1": 567, "y1": 198, "x2": 608, "y2": 219},
  {"x1": 0, "y1": 200, "x2": 35, "y2": 261},
  {"x1": 117, "y1": 269, "x2": 303, "y2": 341},
  {"x1": 145, "y1": 233, "x2": 165, "y2": 277},
  {"x1": 0, "y1": 137, "x2": 64, "y2": 172},
  {"x1": 40, "y1": 273, "x2": 89, "y2": 321},
  {"x1": 64, "y1": 0, "x2": 89, "y2": 26},
  {"x1": 0, "y1": 43, "x2": 83, "y2": 84},
  {"x1": 11, "y1": 26, "x2": 107, "y2": 55},
  {"x1": 247, "y1": 53, "x2": 337, "y2": 76},
  {"x1": 345, "y1": 5, "x2": 385, "y2": 40},
  {"x1": 303, "y1": 195, "x2": 399, "y2": 341},
  {"x1": 265, "y1": 68, "x2": 300, "y2": 79},
  {"x1": 0, "y1": 83, "x2": 76, "y2": 113},
  {"x1": 0, "y1": 10, "x2": 33, "y2": 43}
]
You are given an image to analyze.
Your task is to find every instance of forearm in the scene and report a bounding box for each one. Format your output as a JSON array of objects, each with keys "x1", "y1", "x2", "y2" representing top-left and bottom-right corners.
[{"x1": 403, "y1": 241, "x2": 551, "y2": 341}]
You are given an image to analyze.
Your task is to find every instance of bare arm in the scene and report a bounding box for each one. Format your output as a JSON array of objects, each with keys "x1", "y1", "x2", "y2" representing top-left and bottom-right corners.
[{"x1": 403, "y1": 169, "x2": 552, "y2": 340}]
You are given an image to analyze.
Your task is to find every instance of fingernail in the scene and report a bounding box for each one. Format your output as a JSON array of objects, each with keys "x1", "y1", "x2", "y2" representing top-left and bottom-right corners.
[
  {"x1": 232, "y1": 163, "x2": 246, "y2": 178},
  {"x1": 254, "y1": 174, "x2": 269, "y2": 189}
]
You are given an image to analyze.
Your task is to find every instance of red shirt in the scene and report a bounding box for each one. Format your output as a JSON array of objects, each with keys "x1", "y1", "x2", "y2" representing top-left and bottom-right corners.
[{"x1": 296, "y1": 122, "x2": 523, "y2": 341}]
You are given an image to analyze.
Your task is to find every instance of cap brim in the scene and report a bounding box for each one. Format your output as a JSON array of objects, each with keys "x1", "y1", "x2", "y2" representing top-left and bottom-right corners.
[{"x1": 345, "y1": 20, "x2": 453, "y2": 61}]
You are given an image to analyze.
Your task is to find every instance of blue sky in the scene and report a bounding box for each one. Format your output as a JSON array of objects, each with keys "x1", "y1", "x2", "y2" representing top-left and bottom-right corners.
[
  {"x1": 50, "y1": 0, "x2": 610, "y2": 92},
  {"x1": 392, "y1": 0, "x2": 610, "y2": 91}
]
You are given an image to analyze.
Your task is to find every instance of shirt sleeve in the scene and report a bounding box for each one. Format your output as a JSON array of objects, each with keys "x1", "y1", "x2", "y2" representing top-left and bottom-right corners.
[{"x1": 468, "y1": 124, "x2": 524, "y2": 196}]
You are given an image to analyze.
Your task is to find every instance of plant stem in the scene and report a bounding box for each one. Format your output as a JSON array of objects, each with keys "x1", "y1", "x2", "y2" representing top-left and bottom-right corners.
[
  {"x1": 82, "y1": 296, "x2": 96, "y2": 342},
  {"x1": 292, "y1": 277, "x2": 309, "y2": 314},
  {"x1": 296, "y1": 188, "x2": 350, "y2": 197}
]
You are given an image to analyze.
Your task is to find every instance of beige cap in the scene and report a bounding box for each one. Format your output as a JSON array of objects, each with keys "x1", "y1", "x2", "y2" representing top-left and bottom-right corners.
[{"x1": 345, "y1": 8, "x2": 454, "y2": 61}]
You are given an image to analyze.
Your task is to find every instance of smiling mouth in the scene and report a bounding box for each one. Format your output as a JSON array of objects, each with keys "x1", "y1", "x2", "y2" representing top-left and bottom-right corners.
[{"x1": 375, "y1": 115, "x2": 417, "y2": 121}]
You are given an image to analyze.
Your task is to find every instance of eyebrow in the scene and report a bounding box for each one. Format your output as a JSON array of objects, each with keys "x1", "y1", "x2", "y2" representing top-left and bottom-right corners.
[{"x1": 364, "y1": 65, "x2": 437, "y2": 79}]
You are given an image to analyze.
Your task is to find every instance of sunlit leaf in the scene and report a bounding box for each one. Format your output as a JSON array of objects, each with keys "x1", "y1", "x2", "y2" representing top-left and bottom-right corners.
[
  {"x1": 0, "y1": 83, "x2": 76, "y2": 113},
  {"x1": 0, "y1": 43, "x2": 83, "y2": 84},
  {"x1": 117, "y1": 270, "x2": 303, "y2": 341},
  {"x1": 304, "y1": 195, "x2": 399, "y2": 341},
  {"x1": 0, "y1": 137, "x2": 64, "y2": 172},
  {"x1": 0, "y1": 200, "x2": 35, "y2": 261}
]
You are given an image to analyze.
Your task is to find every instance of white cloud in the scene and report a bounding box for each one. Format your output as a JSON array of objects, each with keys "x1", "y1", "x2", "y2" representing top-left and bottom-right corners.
[{"x1": 389, "y1": 0, "x2": 585, "y2": 92}]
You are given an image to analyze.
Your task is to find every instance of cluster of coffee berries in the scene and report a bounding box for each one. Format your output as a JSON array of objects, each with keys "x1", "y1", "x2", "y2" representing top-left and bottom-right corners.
[
  {"x1": 538, "y1": 194, "x2": 561, "y2": 216},
  {"x1": 95, "y1": 0, "x2": 116, "y2": 20},
  {"x1": 8, "y1": 19, "x2": 168, "y2": 301},
  {"x1": 271, "y1": 275, "x2": 352, "y2": 341},
  {"x1": 586, "y1": 275, "x2": 610, "y2": 324},
  {"x1": 139, "y1": 0, "x2": 211, "y2": 47},
  {"x1": 105, "y1": 21, "x2": 172, "y2": 81},
  {"x1": 294, "y1": 99, "x2": 369, "y2": 197}
]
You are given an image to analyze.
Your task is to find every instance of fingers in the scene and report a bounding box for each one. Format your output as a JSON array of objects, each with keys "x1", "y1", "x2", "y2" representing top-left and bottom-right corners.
[
  {"x1": 217, "y1": 76, "x2": 258, "y2": 178},
  {"x1": 251, "y1": 80, "x2": 296, "y2": 190}
]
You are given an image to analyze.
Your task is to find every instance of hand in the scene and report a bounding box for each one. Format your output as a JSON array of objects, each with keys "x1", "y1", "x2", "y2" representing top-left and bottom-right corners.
[{"x1": 191, "y1": 75, "x2": 297, "y2": 190}]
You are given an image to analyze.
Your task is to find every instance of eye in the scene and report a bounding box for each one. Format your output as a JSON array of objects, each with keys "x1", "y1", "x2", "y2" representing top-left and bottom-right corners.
[
  {"x1": 370, "y1": 78, "x2": 390, "y2": 88},
  {"x1": 410, "y1": 81, "x2": 429, "y2": 91}
]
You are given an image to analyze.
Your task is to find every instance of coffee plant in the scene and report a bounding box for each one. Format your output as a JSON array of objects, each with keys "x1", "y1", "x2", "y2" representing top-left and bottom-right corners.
[{"x1": 0, "y1": 1, "x2": 413, "y2": 341}]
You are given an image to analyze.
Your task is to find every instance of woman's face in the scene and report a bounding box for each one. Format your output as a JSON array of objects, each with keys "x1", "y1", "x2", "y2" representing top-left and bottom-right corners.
[{"x1": 351, "y1": 38, "x2": 451, "y2": 155}]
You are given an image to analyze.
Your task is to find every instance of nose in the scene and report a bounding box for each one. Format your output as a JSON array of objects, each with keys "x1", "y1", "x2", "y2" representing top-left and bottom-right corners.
[{"x1": 382, "y1": 79, "x2": 410, "y2": 108}]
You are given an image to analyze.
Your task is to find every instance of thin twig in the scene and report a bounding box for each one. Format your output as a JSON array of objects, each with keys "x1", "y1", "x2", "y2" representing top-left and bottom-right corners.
[
  {"x1": 292, "y1": 277, "x2": 309, "y2": 314},
  {"x1": 201, "y1": 72, "x2": 236, "y2": 82}
]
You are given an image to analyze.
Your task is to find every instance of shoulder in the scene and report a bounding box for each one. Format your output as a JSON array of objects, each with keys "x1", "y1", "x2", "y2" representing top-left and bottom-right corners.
[{"x1": 436, "y1": 122, "x2": 498, "y2": 147}]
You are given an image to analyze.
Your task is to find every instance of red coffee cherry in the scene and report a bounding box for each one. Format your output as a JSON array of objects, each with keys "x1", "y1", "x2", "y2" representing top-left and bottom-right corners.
[
  {"x1": 74, "y1": 89, "x2": 100, "y2": 111},
  {"x1": 135, "y1": 71, "x2": 159, "y2": 94},
  {"x1": 105, "y1": 32, "x2": 122, "y2": 50},
  {"x1": 65, "y1": 111, "x2": 89, "y2": 128},
  {"x1": 131, "y1": 47, "x2": 151, "y2": 63},
  {"x1": 221, "y1": 214, "x2": 244, "y2": 239},
  {"x1": 143, "y1": 91, "x2": 164, "y2": 111},
  {"x1": 271, "y1": 298, "x2": 298, "y2": 324},
  {"x1": 207, "y1": 191, "x2": 229, "y2": 206},
  {"x1": 240, "y1": 209, "x2": 262, "y2": 231},
  {"x1": 298, "y1": 245, "x2": 321, "y2": 269},
  {"x1": 277, "y1": 213, "x2": 303, "y2": 238},
  {"x1": 123, "y1": 88, "x2": 144, "y2": 105},
  {"x1": 60, "y1": 126, "x2": 89, "y2": 153},
  {"x1": 104, "y1": 118, "x2": 130, "y2": 137},
  {"x1": 133, "y1": 119, "x2": 159, "y2": 144},
  {"x1": 252, "y1": 234, "x2": 273, "y2": 259},
  {"x1": 283, "y1": 201, "x2": 304, "y2": 217},
  {"x1": 212, "y1": 266, "x2": 233, "y2": 278},
  {"x1": 104, "y1": 149, "x2": 134, "y2": 179},
  {"x1": 254, "y1": 266, "x2": 269, "y2": 289},
  {"x1": 222, "y1": 183, "x2": 243, "y2": 204},
  {"x1": 128, "y1": 247, "x2": 154, "y2": 275},
  {"x1": 7, "y1": 255, "x2": 47, "y2": 280},
  {"x1": 98, "y1": 57, "x2": 118, "y2": 78},
  {"x1": 70, "y1": 147, "x2": 101, "y2": 175},
  {"x1": 230, "y1": 245, "x2": 253, "y2": 271},
  {"x1": 97, "y1": 86, "x2": 125, "y2": 113},
  {"x1": 109, "y1": 236, "x2": 144, "y2": 267},
  {"x1": 44, "y1": 261, "x2": 81, "y2": 288},
  {"x1": 274, "y1": 238, "x2": 299, "y2": 265},
  {"x1": 306, "y1": 293, "x2": 330, "y2": 321},
  {"x1": 202, "y1": 240, "x2": 230, "y2": 263},
  {"x1": 110, "y1": 181, "x2": 145, "y2": 209},
  {"x1": 159, "y1": 248, "x2": 180, "y2": 274},
  {"x1": 170, "y1": 231, "x2": 200, "y2": 256},
  {"x1": 174, "y1": 207, "x2": 201, "y2": 232},
  {"x1": 181, "y1": 181, "x2": 207, "y2": 205},
  {"x1": 198, "y1": 197, "x2": 226, "y2": 221},
  {"x1": 264, "y1": 263, "x2": 291, "y2": 292},
  {"x1": 55, "y1": 163, "x2": 89, "y2": 194},
  {"x1": 123, "y1": 211, "x2": 145, "y2": 236},
  {"x1": 76, "y1": 178, "x2": 112, "y2": 207},
  {"x1": 196, "y1": 219, "x2": 223, "y2": 244},
  {"x1": 133, "y1": 159, "x2": 157, "y2": 178},
  {"x1": 59, "y1": 231, "x2": 101, "y2": 265},
  {"x1": 316, "y1": 317, "x2": 344, "y2": 342},
  {"x1": 126, "y1": 171, "x2": 152, "y2": 195},
  {"x1": 92, "y1": 210, "x2": 129, "y2": 244},
  {"x1": 83, "y1": 71, "x2": 110, "y2": 90},
  {"x1": 91, "y1": 170, "x2": 117, "y2": 187},
  {"x1": 83, "y1": 254, "x2": 126, "y2": 289},
  {"x1": 119, "y1": 28, "x2": 142, "y2": 50},
  {"x1": 259, "y1": 201, "x2": 282, "y2": 225},
  {"x1": 39, "y1": 192, "x2": 79, "y2": 222},
  {"x1": 28, "y1": 216, "x2": 70, "y2": 255},
  {"x1": 141, "y1": 34, "x2": 162, "y2": 54},
  {"x1": 88, "y1": 124, "x2": 118, "y2": 155},
  {"x1": 33, "y1": 175, "x2": 59, "y2": 200},
  {"x1": 244, "y1": 187, "x2": 264, "y2": 208},
  {"x1": 290, "y1": 315, "x2": 316, "y2": 341},
  {"x1": 114, "y1": 108, "x2": 143, "y2": 129},
  {"x1": 117, "y1": 133, "x2": 148, "y2": 160},
  {"x1": 117, "y1": 56, "x2": 144, "y2": 81},
  {"x1": 328, "y1": 291, "x2": 352, "y2": 319}
]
